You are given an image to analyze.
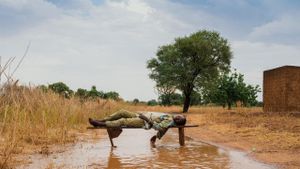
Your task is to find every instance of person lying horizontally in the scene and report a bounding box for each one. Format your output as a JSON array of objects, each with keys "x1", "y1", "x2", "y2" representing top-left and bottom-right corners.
[{"x1": 88, "y1": 109, "x2": 186, "y2": 144}]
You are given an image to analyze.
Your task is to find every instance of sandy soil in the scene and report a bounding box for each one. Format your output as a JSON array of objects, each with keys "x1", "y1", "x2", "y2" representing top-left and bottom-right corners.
[{"x1": 186, "y1": 113, "x2": 300, "y2": 169}]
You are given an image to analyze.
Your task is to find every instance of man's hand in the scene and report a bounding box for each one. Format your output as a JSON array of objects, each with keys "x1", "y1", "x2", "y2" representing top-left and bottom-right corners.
[{"x1": 150, "y1": 135, "x2": 157, "y2": 145}]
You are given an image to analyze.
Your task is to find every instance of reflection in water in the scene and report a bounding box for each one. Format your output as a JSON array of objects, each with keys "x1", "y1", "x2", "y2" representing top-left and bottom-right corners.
[
  {"x1": 107, "y1": 148, "x2": 121, "y2": 169},
  {"x1": 103, "y1": 130, "x2": 229, "y2": 168},
  {"x1": 19, "y1": 129, "x2": 273, "y2": 169}
]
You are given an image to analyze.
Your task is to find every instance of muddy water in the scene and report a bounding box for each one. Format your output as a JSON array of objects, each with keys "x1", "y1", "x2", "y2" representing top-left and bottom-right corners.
[{"x1": 18, "y1": 129, "x2": 274, "y2": 169}]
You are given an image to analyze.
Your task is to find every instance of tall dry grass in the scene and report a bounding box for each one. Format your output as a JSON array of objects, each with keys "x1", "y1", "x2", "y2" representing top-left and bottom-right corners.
[{"x1": 0, "y1": 84, "x2": 127, "y2": 168}]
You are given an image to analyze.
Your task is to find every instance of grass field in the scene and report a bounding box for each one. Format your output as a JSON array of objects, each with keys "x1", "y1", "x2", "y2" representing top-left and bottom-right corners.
[{"x1": 0, "y1": 85, "x2": 299, "y2": 168}]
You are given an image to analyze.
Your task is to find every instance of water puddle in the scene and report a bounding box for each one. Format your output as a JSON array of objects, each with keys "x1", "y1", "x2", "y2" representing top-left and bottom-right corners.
[{"x1": 18, "y1": 129, "x2": 274, "y2": 169}]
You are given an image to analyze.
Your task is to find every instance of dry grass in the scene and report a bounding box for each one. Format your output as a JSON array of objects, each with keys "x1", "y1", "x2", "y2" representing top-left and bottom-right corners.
[
  {"x1": 0, "y1": 84, "x2": 126, "y2": 168},
  {"x1": 187, "y1": 107, "x2": 300, "y2": 151}
]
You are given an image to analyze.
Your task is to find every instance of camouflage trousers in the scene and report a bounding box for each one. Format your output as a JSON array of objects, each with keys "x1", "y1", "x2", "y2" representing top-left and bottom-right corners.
[{"x1": 103, "y1": 110, "x2": 144, "y2": 128}]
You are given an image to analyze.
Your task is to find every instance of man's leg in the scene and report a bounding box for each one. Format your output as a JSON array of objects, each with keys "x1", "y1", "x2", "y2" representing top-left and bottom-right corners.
[
  {"x1": 106, "y1": 118, "x2": 144, "y2": 128},
  {"x1": 103, "y1": 110, "x2": 137, "y2": 121}
]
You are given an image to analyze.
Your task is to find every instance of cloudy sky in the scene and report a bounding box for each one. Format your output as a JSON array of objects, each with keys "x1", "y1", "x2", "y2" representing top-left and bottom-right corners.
[{"x1": 0, "y1": 0, "x2": 299, "y2": 101}]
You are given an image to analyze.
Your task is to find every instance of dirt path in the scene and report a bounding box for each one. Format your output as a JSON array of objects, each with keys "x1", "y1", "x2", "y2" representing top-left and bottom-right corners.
[{"x1": 186, "y1": 113, "x2": 300, "y2": 169}]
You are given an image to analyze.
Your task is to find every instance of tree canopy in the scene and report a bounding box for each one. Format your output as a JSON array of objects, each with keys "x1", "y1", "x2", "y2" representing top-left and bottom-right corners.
[
  {"x1": 159, "y1": 93, "x2": 183, "y2": 106},
  {"x1": 147, "y1": 30, "x2": 232, "y2": 112},
  {"x1": 48, "y1": 82, "x2": 73, "y2": 98},
  {"x1": 45, "y1": 82, "x2": 121, "y2": 101},
  {"x1": 203, "y1": 71, "x2": 261, "y2": 109}
]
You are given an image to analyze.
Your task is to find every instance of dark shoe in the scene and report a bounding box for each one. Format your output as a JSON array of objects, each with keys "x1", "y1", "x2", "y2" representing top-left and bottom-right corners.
[{"x1": 89, "y1": 118, "x2": 106, "y2": 127}]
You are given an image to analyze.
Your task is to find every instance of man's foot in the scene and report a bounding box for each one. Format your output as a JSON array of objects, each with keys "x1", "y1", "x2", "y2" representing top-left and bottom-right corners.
[{"x1": 89, "y1": 118, "x2": 106, "y2": 127}]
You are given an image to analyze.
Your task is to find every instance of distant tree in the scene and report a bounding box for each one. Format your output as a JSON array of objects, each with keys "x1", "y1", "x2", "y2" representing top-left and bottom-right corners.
[
  {"x1": 37, "y1": 85, "x2": 48, "y2": 92},
  {"x1": 159, "y1": 93, "x2": 183, "y2": 106},
  {"x1": 147, "y1": 99, "x2": 158, "y2": 106},
  {"x1": 87, "y1": 86, "x2": 103, "y2": 99},
  {"x1": 49, "y1": 82, "x2": 69, "y2": 94},
  {"x1": 204, "y1": 71, "x2": 260, "y2": 109},
  {"x1": 147, "y1": 30, "x2": 232, "y2": 112},
  {"x1": 48, "y1": 82, "x2": 72, "y2": 98},
  {"x1": 133, "y1": 98, "x2": 139, "y2": 105},
  {"x1": 75, "y1": 88, "x2": 88, "y2": 99},
  {"x1": 104, "y1": 91, "x2": 120, "y2": 100}
]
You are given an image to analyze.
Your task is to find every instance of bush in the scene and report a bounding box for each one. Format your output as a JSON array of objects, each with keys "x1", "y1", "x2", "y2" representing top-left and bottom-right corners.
[
  {"x1": 147, "y1": 99, "x2": 158, "y2": 106},
  {"x1": 48, "y1": 82, "x2": 73, "y2": 98}
]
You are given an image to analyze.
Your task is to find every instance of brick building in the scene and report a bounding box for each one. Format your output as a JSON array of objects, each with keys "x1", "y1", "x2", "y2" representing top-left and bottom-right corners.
[{"x1": 263, "y1": 66, "x2": 300, "y2": 112}]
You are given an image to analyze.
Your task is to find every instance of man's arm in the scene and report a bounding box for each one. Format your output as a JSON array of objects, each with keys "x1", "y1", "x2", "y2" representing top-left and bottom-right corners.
[
  {"x1": 155, "y1": 127, "x2": 169, "y2": 139},
  {"x1": 150, "y1": 127, "x2": 169, "y2": 145},
  {"x1": 151, "y1": 115, "x2": 173, "y2": 140}
]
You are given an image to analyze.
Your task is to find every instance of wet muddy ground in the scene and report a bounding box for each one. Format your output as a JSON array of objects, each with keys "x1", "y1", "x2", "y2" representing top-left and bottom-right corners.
[{"x1": 17, "y1": 129, "x2": 275, "y2": 169}]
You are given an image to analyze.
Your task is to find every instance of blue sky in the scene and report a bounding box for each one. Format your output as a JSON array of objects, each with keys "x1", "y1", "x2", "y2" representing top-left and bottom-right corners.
[{"x1": 0, "y1": 0, "x2": 299, "y2": 101}]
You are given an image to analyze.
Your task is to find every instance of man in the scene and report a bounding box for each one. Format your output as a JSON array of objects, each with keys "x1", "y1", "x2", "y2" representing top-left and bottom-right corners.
[{"x1": 89, "y1": 109, "x2": 186, "y2": 144}]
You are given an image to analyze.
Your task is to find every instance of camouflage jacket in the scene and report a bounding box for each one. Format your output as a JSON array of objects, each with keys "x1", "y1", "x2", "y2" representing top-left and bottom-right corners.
[{"x1": 142, "y1": 112, "x2": 175, "y2": 139}]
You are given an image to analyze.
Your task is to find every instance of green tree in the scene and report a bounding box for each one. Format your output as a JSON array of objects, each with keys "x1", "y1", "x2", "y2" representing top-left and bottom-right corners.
[
  {"x1": 87, "y1": 86, "x2": 103, "y2": 99},
  {"x1": 49, "y1": 82, "x2": 70, "y2": 94},
  {"x1": 204, "y1": 71, "x2": 260, "y2": 109},
  {"x1": 147, "y1": 30, "x2": 232, "y2": 112},
  {"x1": 159, "y1": 93, "x2": 183, "y2": 106},
  {"x1": 133, "y1": 98, "x2": 139, "y2": 105},
  {"x1": 147, "y1": 99, "x2": 158, "y2": 106},
  {"x1": 48, "y1": 82, "x2": 72, "y2": 98},
  {"x1": 75, "y1": 88, "x2": 88, "y2": 99},
  {"x1": 104, "y1": 91, "x2": 120, "y2": 100}
]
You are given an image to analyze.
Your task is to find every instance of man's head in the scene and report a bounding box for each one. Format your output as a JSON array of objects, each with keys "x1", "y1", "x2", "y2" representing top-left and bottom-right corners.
[{"x1": 173, "y1": 115, "x2": 186, "y2": 126}]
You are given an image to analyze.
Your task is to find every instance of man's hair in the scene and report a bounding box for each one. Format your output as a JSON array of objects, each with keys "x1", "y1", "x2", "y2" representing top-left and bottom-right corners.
[{"x1": 173, "y1": 115, "x2": 186, "y2": 126}]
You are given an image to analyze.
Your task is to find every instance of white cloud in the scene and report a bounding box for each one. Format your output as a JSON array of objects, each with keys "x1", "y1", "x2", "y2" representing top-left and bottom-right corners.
[
  {"x1": 108, "y1": 0, "x2": 154, "y2": 18},
  {"x1": 0, "y1": 0, "x2": 299, "y2": 101},
  {"x1": 249, "y1": 13, "x2": 300, "y2": 44}
]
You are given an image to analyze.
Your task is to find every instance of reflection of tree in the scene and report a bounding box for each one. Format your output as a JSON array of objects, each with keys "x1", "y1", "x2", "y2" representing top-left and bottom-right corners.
[{"x1": 107, "y1": 148, "x2": 121, "y2": 169}]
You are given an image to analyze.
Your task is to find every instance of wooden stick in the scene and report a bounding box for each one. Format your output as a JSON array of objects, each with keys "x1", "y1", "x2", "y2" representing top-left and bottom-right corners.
[
  {"x1": 106, "y1": 128, "x2": 116, "y2": 148},
  {"x1": 87, "y1": 124, "x2": 198, "y2": 130},
  {"x1": 178, "y1": 127, "x2": 185, "y2": 146}
]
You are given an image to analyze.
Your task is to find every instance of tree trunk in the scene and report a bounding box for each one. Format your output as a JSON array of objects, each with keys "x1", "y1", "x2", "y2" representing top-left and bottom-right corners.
[
  {"x1": 227, "y1": 102, "x2": 232, "y2": 110},
  {"x1": 183, "y1": 92, "x2": 191, "y2": 113}
]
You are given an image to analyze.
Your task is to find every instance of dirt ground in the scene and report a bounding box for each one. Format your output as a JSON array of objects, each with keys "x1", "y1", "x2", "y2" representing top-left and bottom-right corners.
[{"x1": 186, "y1": 112, "x2": 300, "y2": 169}]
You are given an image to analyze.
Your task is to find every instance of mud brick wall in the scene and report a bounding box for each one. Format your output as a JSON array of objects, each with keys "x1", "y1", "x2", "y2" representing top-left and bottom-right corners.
[{"x1": 263, "y1": 66, "x2": 300, "y2": 112}]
